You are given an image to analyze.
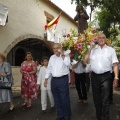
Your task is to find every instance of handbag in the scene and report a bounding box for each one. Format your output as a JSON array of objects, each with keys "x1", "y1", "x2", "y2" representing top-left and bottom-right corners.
[
  {"x1": 0, "y1": 63, "x2": 12, "y2": 89},
  {"x1": 0, "y1": 81, "x2": 11, "y2": 89}
]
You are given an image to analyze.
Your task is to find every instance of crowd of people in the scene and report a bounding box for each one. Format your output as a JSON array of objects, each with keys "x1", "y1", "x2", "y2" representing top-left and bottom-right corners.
[{"x1": 0, "y1": 33, "x2": 120, "y2": 120}]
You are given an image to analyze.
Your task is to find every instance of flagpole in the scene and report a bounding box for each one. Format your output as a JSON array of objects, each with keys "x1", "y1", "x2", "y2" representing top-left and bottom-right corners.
[
  {"x1": 45, "y1": 11, "x2": 62, "y2": 43},
  {"x1": 54, "y1": 11, "x2": 62, "y2": 30},
  {"x1": 53, "y1": 11, "x2": 62, "y2": 43}
]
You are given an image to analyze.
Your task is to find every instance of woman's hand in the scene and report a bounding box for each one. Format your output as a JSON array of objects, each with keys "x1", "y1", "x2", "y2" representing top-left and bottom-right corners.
[
  {"x1": 0, "y1": 73, "x2": 2, "y2": 76},
  {"x1": 0, "y1": 73, "x2": 6, "y2": 77},
  {"x1": 28, "y1": 72, "x2": 32, "y2": 75},
  {"x1": 37, "y1": 84, "x2": 40, "y2": 90}
]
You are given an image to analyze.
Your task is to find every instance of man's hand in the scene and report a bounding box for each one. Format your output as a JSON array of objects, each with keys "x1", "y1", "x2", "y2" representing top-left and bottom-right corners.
[
  {"x1": 113, "y1": 79, "x2": 118, "y2": 88},
  {"x1": 44, "y1": 79, "x2": 48, "y2": 87},
  {"x1": 84, "y1": 42, "x2": 96, "y2": 64},
  {"x1": 113, "y1": 63, "x2": 119, "y2": 88},
  {"x1": 72, "y1": 64, "x2": 77, "y2": 69},
  {"x1": 58, "y1": 47, "x2": 64, "y2": 55},
  {"x1": 90, "y1": 42, "x2": 96, "y2": 50},
  {"x1": 72, "y1": 60, "x2": 80, "y2": 69},
  {"x1": 82, "y1": 61, "x2": 86, "y2": 68}
]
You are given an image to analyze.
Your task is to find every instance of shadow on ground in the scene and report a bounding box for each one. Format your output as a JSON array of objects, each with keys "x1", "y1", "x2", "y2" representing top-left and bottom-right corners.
[{"x1": 0, "y1": 88, "x2": 120, "y2": 120}]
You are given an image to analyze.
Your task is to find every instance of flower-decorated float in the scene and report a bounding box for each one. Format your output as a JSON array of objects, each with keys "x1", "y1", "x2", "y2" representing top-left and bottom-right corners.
[{"x1": 61, "y1": 28, "x2": 111, "y2": 63}]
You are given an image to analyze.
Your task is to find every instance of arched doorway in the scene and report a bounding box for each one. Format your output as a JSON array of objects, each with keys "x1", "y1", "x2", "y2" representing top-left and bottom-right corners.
[
  {"x1": 7, "y1": 38, "x2": 52, "y2": 66},
  {"x1": 15, "y1": 48, "x2": 25, "y2": 66}
]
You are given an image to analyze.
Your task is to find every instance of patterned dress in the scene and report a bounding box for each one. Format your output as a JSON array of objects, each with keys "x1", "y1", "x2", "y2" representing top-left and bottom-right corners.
[{"x1": 21, "y1": 61, "x2": 37, "y2": 99}]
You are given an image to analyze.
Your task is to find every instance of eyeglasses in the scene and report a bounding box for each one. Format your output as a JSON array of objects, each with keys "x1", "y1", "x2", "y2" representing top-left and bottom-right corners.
[{"x1": 53, "y1": 47, "x2": 59, "y2": 50}]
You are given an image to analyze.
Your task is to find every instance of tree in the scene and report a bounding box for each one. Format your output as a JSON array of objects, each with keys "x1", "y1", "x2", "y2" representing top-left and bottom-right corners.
[
  {"x1": 71, "y1": 0, "x2": 120, "y2": 35},
  {"x1": 111, "y1": 29, "x2": 120, "y2": 59}
]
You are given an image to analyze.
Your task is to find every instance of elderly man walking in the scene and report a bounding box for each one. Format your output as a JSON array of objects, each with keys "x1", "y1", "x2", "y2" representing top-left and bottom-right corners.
[
  {"x1": 44, "y1": 43, "x2": 71, "y2": 120},
  {"x1": 84, "y1": 33, "x2": 119, "y2": 120}
]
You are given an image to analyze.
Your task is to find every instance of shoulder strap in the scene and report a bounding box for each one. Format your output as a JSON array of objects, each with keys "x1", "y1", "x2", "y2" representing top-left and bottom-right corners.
[{"x1": 3, "y1": 62, "x2": 12, "y2": 83}]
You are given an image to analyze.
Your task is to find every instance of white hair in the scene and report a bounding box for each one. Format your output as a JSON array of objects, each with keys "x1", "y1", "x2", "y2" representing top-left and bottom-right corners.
[{"x1": 53, "y1": 43, "x2": 62, "y2": 48}]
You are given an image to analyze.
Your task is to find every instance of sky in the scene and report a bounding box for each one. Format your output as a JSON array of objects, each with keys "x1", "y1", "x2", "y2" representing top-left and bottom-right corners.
[{"x1": 51, "y1": 0, "x2": 91, "y2": 19}]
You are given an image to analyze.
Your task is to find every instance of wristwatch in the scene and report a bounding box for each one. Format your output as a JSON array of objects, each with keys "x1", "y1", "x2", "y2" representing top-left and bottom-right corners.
[
  {"x1": 114, "y1": 77, "x2": 119, "y2": 80},
  {"x1": 61, "y1": 54, "x2": 65, "y2": 57}
]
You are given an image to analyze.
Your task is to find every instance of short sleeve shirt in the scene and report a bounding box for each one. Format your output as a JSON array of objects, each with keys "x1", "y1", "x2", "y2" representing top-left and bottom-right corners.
[{"x1": 90, "y1": 45, "x2": 118, "y2": 74}]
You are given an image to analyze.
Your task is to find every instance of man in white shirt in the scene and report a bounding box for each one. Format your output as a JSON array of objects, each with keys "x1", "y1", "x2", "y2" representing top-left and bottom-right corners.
[
  {"x1": 44, "y1": 43, "x2": 71, "y2": 120},
  {"x1": 72, "y1": 61, "x2": 87, "y2": 103},
  {"x1": 37, "y1": 57, "x2": 54, "y2": 113},
  {"x1": 84, "y1": 33, "x2": 119, "y2": 120}
]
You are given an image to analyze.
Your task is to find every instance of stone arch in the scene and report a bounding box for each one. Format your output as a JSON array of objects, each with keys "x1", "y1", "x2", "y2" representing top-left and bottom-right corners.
[
  {"x1": 15, "y1": 48, "x2": 25, "y2": 66},
  {"x1": 3, "y1": 34, "x2": 53, "y2": 56}
]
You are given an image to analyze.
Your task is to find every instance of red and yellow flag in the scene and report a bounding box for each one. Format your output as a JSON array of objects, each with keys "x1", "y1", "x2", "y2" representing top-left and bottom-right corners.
[{"x1": 44, "y1": 14, "x2": 61, "y2": 30}]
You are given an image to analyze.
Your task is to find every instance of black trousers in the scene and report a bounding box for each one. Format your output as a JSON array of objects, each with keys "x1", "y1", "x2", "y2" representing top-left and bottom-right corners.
[
  {"x1": 109, "y1": 73, "x2": 114, "y2": 102},
  {"x1": 91, "y1": 71, "x2": 112, "y2": 120},
  {"x1": 85, "y1": 73, "x2": 90, "y2": 92},
  {"x1": 74, "y1": 73, "x2": 87, "y2": 100},
  {"x1": 119, "y1": 71, "x2": 120, "y2": 87}
]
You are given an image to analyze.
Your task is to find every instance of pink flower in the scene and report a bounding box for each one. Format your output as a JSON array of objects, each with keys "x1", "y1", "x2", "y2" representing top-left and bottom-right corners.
[
  {"x1": 93, "y1": 38, "x2": 97, "y2": 43},
  {"x1": 67, "y1": 34, "x2": 70, "y2": 38},
  {"x1": 77, "y1": 43, "x2": 82, "y2": 48},
  {"x1": 69, "y1": 52, "x2": 74, "y2": 57},
  {"x1": 92, "y1": 30, "x2": 97, "y2": 34},
  {"x1": 78, "y1": 36, "x2": 83, "y2": 40}
]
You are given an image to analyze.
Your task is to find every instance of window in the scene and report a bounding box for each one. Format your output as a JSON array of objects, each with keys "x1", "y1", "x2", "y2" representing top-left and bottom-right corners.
[{"x1": 44, "y1": 11, "x2": 54, "y2": 24}]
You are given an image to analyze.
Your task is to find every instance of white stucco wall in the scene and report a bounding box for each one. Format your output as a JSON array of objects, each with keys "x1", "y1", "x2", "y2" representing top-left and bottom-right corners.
[
  {"x1": 0, "y1": 0, "x2": 77, "y2": 87},
  {"x1": 0, "y1": 0, "x2": 77, "y2": 54}
]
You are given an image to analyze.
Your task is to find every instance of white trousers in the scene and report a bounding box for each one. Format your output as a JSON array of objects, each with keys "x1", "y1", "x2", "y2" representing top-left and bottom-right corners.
[{"x1": 41, "y1": 89, "x2": 54, "y2": 110}]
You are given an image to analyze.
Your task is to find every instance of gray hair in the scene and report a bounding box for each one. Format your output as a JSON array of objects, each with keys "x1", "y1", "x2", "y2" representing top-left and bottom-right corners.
[
  {"x1": 53, "y1": 43, "x2": 62, "y2": 48},
  {"x1": 97, "y1": 33, "x2": 106, "y2": 39}
]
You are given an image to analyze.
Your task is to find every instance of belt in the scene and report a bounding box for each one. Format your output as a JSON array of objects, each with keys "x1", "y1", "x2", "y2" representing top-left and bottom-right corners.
[
  {"x1": 52, "y1": 75, "x2": 68, "y2": 79},
  {"x1": 75, "y1": 72, "x2": 85, "y2": 74},
  {"x1": 92, "y1": 71, "x2": 110, "y2": 75}
]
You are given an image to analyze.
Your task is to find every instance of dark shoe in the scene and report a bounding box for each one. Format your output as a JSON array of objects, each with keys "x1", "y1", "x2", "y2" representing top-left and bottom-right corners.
[
  {"x1": 41, "y1": 110, "x2": 46, "y2": 114},
  {"x1": 78, "y1": 99, "x2": 83, "y2": 103},
  {"x1": 50, "y1": 106, "x2": 55, "y2": 113},
  {"x1": 55, "y1": 117, "x2": 64, "y2": 120},
  {"x1": 83, "y1": 100, "x2": 88, "y2": 104},
  {"x1": 0, "y1": 110, "x2": 2, "y2": 114},
  {"x1": 109, "y1": 101, "x2": 113, "y2": 105},
  {"x1": 7, "y1": 108, "x2": 15, "y2": 113},
  {"x1": 64, "y1": 116, "x2": 70, "y2": 120}
]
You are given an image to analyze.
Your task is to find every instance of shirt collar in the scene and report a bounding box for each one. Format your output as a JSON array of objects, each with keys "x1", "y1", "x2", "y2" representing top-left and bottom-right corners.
[
  {"x1": 95, "y1": 44, "x2": 107, "y2": 49},
  {"x1": 43, "y1": 66, "x2": 47, "y2": 69},
  {"x1": 54, "y1": 54, "x2": 61, "y2": 57}
]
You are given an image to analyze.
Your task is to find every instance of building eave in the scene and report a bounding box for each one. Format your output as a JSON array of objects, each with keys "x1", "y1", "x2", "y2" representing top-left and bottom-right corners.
[{"x1": 42, "y1": 0, "x2": 77, "y2": 26}]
